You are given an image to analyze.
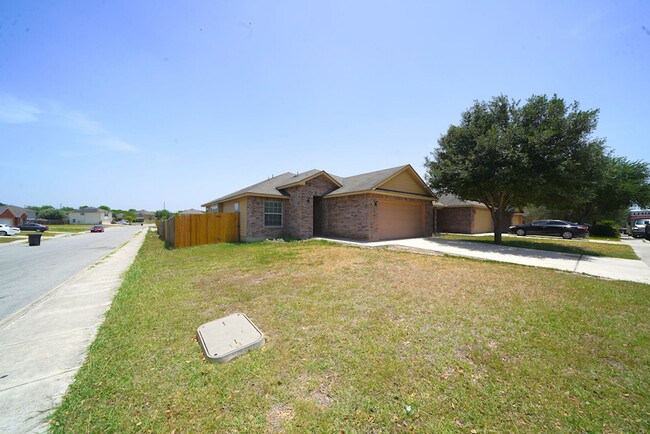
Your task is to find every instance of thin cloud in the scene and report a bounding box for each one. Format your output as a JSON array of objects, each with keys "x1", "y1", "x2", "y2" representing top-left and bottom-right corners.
[
  {"x1": 55, "y1": 107, "x2": 107, "y2": 136},
  {"x1": 101, "y1": 138, "x2": 140, "y2": 153},
  {"x1": 0, "y1": 96, "x2": 141, "y2": 154},
  {"x1": 0, "y1": 94, "x2": 41, "y2": 124}
]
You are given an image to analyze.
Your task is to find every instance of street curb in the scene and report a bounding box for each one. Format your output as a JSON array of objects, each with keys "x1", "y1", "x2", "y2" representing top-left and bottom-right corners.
[{"x1": 0, "y1": 229, "x2": 146, "y2": 332}]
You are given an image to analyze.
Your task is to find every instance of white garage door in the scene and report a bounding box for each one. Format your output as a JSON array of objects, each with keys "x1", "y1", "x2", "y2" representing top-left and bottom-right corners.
[
  {"x1": 377, "y1": 200, "x2": 425, "y2": 240},
  {"x1": 0, "y1": 218, "x2": 13, "y2": 226}
]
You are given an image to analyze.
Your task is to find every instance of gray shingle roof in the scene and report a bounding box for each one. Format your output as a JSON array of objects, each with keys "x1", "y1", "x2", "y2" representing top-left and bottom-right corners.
[
  {"x1": 436, "y1": 194, "x2": 485, "y2": 207},
  {"x1": 70, "y1": 207, "x2": 106, "y2": 213},
  {"x1": 203, "y1": 172, "x2": 298, "y2": 205},
  {"x1": 0, "y1": 205, "x2": 35, "y2": 216},
  {"x1": 202, "y1": 165, "x2": 434, "y2": 207},
  {"x1": 325, "y1": 165, "x2": 410, "y2": 197}
]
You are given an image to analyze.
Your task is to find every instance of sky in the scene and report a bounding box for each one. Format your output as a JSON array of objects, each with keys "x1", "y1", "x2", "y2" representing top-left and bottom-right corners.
[{"x1": 1, "y1": 1, "x2": 649, "y2": 212}]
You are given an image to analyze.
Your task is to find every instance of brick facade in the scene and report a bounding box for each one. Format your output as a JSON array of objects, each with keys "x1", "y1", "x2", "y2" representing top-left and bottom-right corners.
[
  {"x1": 327, "y1": 193, "x2": 433, "y2": 241},
  {"x1": 243, "y1": 175, "x2": 340, "y2": 242},
  {"x1": 284, "y1": 176, "x2": 340, "y2": 239},
  {"x1": 0, "y1": 208, "x2": 30, "y2": 226},
  {"x1": 326, "y1": 194, "x2": 375, "y2": 240},
  {"x1": 437, "y1": 207, "x2": 475, "y2": 233}
]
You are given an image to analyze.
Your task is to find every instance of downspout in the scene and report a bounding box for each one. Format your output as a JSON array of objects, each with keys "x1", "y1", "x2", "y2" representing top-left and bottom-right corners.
[{"x1": 434, "y1": 208, "x2": 438, "y2": 235}]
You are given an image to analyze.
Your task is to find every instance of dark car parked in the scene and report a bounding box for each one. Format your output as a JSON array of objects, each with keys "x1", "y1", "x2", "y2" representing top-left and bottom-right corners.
[
  {"x1": 509, "y1": 220, "x2": 589, "y2": 239},
  {"x1": 18, "y1": 222, "x2": 49, "y2": 232},
  {"x1": 645, "y1": 223, "x2": 650, "y2": 241}
]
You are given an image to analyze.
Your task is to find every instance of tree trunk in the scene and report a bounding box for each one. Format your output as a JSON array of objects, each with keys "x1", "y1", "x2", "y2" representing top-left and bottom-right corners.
[{"x1": 492, "y1": 209, "x2": 503, "y2": 244}]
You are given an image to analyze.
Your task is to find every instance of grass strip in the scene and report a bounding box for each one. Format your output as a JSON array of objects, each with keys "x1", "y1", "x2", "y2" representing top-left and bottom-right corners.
[
  {"x1": 439, "y1": 234, "x2": 638, "y2": 259},
  {"x1": 50, "y1": 235, "x2": 650, "y2": 432}
]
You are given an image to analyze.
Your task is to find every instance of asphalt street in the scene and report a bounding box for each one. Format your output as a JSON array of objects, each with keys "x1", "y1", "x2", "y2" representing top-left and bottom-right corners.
[{"x1": 0, "y1": 225, "x2": 143, "y2": 322}]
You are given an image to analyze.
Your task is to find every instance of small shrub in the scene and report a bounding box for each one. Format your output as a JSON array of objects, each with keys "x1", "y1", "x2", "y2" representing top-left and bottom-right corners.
[{"x1": 590, "y1": 220, "x2": 621, "y2": 238}]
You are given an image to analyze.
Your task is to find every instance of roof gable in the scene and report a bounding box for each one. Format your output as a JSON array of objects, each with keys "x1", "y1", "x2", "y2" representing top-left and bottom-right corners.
[
  {"x1": 376, "y1": 167, "x2": 433, "y2": 196},
  {"x1": 325, "y1": 165, "x2": 435, "y2": 199},
  {"x1": 0, "y1": 205, "x2": 35, "y2": 217},
  {"x1": 276, "y1": 170, "x2": 342, "y2": 190}
]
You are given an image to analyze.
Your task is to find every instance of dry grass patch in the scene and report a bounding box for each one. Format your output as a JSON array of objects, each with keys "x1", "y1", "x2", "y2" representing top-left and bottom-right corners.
[{"x1": 50, "y1": 236, "x2": 650, "y2": 432}]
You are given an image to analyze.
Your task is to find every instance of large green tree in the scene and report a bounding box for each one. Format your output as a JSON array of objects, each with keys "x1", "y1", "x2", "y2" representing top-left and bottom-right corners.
[
  {"x1": 549, "y1": 155, "x2": 650, "y2": 224},
  {"x1": 425, "y1": 94, "x2": 606, "y2": 243}
]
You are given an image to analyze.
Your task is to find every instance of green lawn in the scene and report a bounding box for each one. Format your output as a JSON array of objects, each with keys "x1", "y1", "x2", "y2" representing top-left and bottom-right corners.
[
  {"x1": 50, "y1": 234, "x2": 650, "y2": 432},
  {"x1": 439, "y1": 234, "x2": 638, "y2": 260},
  {"x1": 47, "y1": 224, "x2": 94, "y2": 233}
]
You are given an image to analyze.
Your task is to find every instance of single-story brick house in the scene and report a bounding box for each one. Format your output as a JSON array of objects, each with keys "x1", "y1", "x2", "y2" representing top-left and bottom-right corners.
[
  {"x1": 202, "y1": 165, "x2": 436, "y2": 242},
  {"x1": 435, "y1": 194, "x2": 524, "y2": 234},
  {"x1": 0, "y1": 205, "x2": 36, "y2": 226}
]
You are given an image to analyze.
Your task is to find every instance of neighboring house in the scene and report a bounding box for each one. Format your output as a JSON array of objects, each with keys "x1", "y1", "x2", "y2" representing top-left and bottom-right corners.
[
  {"x1": 0, "y1": 205, "x2": 36, "y2": 226},
  {"x1": 134, "y1": 210, "x2": 156, "y2": 223},
  {"x1": 179, "y1": 209, "x2": 204, "y2": 215},
  {"x1": 435, "y1": 194, "x2": 524, "y2": 234},
  {"x1": 202, "y1": 165, "x2": 436, "y2": 242},
  {"x1": 68, "y1": 207, "x2": 113, "y2": 225}
]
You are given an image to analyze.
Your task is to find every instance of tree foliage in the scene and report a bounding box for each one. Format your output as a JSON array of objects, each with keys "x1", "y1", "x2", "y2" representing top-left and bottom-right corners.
[
  {"x1": 543, "y1": 156, "x2": 650, "y2": 224},
  {"x1": 425, "y1": 94, "x2": 606, "y2": 243},
  {"x1": 155, "y1": 209, "x2": 171, "y2": 219},
  {"x1": 38, "y1": 208, "x2": 67, "y2": 220}
]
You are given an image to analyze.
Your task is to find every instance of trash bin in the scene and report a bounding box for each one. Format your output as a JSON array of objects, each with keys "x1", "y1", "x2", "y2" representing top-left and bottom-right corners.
[{"x1": 28, "y1": 233, "x2": 42, "y2": 246}]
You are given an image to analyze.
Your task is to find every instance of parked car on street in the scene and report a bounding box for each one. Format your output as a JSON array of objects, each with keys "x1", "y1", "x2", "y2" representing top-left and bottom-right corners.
[
  {"x1": 0, "y1": 224, "x2": 21, "y2": 236},
  {"x1": 90, "y1": 225, "x2": 104, "y2": 233},
  {"x1": 18, "y1": 222, "x2": 49, "y2": 232},
  {"x1": 645, "y1": 223, "x2": 650, "y2": 241},
  {"x1": 509, "y1": 220, "x2": 589, "y2": 239},
  {"x1": 631, "y1": 218, "x2": 650, "y2": 238}
]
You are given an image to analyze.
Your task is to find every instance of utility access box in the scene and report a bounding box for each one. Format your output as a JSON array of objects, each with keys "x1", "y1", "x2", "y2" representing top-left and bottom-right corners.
[{"x1": 197, "y1": 313, "x2": 264, "y2": 363}]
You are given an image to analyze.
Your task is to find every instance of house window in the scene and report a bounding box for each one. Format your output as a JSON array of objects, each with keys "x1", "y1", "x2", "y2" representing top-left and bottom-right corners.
[
  {"x1": 234, "y1": 202, "x2": 239, "y2": 213},
  {"x1": 264, "y1": 200, "x2": 282, "y2": 227}
]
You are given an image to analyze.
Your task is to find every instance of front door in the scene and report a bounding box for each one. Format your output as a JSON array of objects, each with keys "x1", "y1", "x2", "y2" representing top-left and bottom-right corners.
[{"x1": 313, "y1": 197, "x2": 324, "y2": 237}]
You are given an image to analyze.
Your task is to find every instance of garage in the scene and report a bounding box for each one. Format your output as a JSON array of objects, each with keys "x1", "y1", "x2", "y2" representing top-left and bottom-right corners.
[
  {"x1": 0, "y1": 218, "x2": 13, "y2": 226},
  {"x1": 377, "y1": 200, "x2": 426, "y2": 240}
]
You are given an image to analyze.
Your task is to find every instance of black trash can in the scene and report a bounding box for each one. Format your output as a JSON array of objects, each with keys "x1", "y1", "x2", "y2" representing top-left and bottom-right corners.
[{"x1": 28, "y1": 233, "x2": 42, "y2": 246}]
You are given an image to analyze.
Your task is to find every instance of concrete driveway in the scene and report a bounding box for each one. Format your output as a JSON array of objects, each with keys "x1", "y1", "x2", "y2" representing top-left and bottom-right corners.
[
  {"x1": 324, "y1": 236, "x2": 650, "y2": 285},
  {"x1": 620, "y1": 236, "x2": 650, "y2": 267}
]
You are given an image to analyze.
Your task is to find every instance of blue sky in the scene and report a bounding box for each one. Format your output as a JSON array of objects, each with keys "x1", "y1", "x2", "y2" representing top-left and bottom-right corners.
[{"x1": 1, "y1": 1, "x2": 648, "y2": 212}]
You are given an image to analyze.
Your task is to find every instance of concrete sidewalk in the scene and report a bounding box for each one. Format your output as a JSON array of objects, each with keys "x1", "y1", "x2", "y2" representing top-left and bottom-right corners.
[
  {"x1": 323, "y1": 237, "x2": 650, "y2": 285},
  {"x1": 0, "y1": 228, "x2": 147, "y2": 433}
]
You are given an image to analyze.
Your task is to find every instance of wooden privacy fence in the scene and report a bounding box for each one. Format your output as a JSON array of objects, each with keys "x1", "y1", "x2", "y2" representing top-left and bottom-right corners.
[{"x1": 157, "y1": 213, "x2": 239, "y2": 248}]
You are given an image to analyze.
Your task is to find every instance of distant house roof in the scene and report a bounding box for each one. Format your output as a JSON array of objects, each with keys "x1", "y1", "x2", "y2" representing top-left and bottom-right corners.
[
  {"x1": 436, "y1": 194, "x2": 525, "y2": 213},
  {"x1": 436, "y1": 194, "x2": 485, "y2": 208},
  {"x1": 202, "y1": 164, "x2": 435, "y2": 207},
  {"x1": 0, "y1": 205, "x2": 36, "y2": 217},
  {"x1": 179, "y1": 209, "x2": 204, "y2": 215},
  {"x1": 70, "y1": 207, "x2": 107, "y2": 213}
]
